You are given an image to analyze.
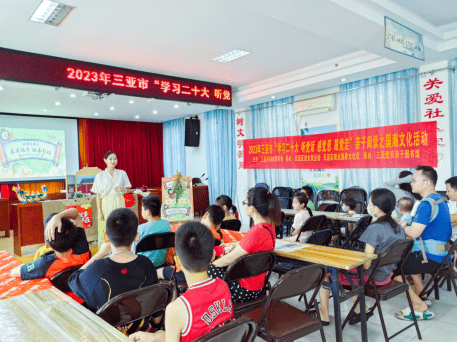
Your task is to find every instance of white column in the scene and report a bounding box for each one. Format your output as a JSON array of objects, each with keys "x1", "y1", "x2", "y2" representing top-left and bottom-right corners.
[{"x1": 419, "y1": 61, "x2": 451, "y2": 190}]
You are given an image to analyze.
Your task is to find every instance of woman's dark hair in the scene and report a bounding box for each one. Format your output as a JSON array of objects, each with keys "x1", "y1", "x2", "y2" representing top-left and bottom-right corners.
[
  {"x1": 246, "y1": 187, "x2": 281, "y2": 226},
  {"x1": 44, "y1": 213, "x2": 77, "y2": 253},
  {"x1": 398, "y1": 170, "x2": 421, "y2": 200},
  {"x1": 104, "y1": 151, "x2": 118, "y2": 160},
  {"x1": 293, "y1": 193, "x2": 313, "y2": 217},
  {"x1": 216, "y1": 195, "x2": 237, "y2": 214},
  {"x1": 141, "y1": 195, "x2": 161, "y2": 217},
  {"x1": 369, "y1": 188, "x2": 400, "y2": 233}
]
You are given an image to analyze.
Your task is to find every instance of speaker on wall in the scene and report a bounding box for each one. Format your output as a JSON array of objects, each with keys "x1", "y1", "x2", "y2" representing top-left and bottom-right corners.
[{"x1": 185, "y1": 118, "x2": 200, "y2": 147}]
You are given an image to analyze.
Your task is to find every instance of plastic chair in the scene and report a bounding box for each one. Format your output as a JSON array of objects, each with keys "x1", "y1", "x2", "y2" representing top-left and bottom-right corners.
[
  {"x1": 96, "y1": 283, "x2": 173, "y2": 329},
  {"x1": 419, "y1": 240, "x2": 457, "y2": 300},
  {"x1": 340, "y1": 188, "x2": 368, "y2": 214},
  {"x1": 194, "y1": 318, "x2": 256, "y2": 342},
  {"x1": 220, "y1": 219, "x2": 242, "y2": 232},
  {"x1": 272, "y1": 187, "x2": 294, "y2": 198},
  {"x1": 241, "y1": 264, "x2": 327, "y2": 342},
  {"x1": 341, "y1": 215, "x2": 372, "y2": 250},
  {"x1": 341, "y1": 239, "x2": 421, "y2": 342},
  {"x1": 318, "y1": 203, "x2": 339, "y2": 212},
  {"x1": 223, "y1": 251, "x2": 277, "y2": 317},
  {"x1": 296, "y1": 215, "x2": 327, "y2": 242},
  {"x1": 306, "y1": 229, "x2": 332, "y2": 246},
  {"x1": 50, "y1": 265, "x2": 82, "y2": 293},
  {"x1": 316, "y1": 190, "x2": 340, "y2": 210},
  {"x1": 254, "y1": 183, "x2": 270, "y2": 190}
]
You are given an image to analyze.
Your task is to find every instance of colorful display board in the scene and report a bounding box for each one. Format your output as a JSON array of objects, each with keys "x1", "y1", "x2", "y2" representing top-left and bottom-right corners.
[
  {"x1": 161, "y1": 174, "x2": 194, "y2": 222},
  {"x1": 243, "y1": 121, "x2": 437, "y2": 169}
]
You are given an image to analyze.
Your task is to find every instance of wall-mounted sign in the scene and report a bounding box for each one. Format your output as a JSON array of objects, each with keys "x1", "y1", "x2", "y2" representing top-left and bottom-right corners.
[
  {"x1": 0, "y1": 47, "x2": 232, "y2": 106},
  {"x1": 384, "y1": 17, "x2": 424, "y2": 61}
]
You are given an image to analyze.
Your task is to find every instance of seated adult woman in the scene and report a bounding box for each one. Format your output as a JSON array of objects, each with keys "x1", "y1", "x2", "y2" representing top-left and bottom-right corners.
[
  {"x1": 208, "y1": 187, "x2": 281, "y2": 302},
  {"x1": 318, "y1": 188, "x2": 406, "y2": 325}
]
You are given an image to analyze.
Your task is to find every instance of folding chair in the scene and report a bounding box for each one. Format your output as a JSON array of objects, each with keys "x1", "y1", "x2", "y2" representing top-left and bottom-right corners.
[
  {"x1": 194, "y1": 318, "x2": 256, "y2": 342},
  {"x1": 254, "y1": 183, "x2": 270, "y2": 190},
  {"x1": 316, "y1": 190, "x2": 340, "y2": 210},
  {"x1": 341, "y1": 239, "x2": 422, "y2": 342},
  {"x1": 295, "y1": 215, "x2": 327, "y2": 242},
  {"x1": 341, "y1": 187, "x2": 368, "y2": 214},
  {"x1": 220, "y1": 219, "x2": 242, "y2": 232},
  {"x1": 96, "y1": 283, "x2": 173, "y2": 329},
  {"x1": 50, "y1": 265, "x2": 82, "y2": 293},
  {"x1": 222, "y1": 251, "x2": 276, "y2": 317},
  {"x1": 419, "y1": 240, "x2": 457, "y2": 300},
  {"x1": 241, "y1": 264, "x2": 327, "y2": 342},
  {"x1": 341, "y1": 215, "x2": 372, "y2": 250}
]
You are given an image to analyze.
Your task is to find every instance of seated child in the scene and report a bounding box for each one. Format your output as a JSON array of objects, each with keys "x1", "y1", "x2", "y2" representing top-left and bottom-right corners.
[
  {"x1": 68, "y1": 208, "x2": 158, "y2": 313},
  {"x1": 398, "y1": 197, "x2": 414, "y2": 228},
  {"x1": 340, "y1": 197, "x2": 357, "y2": 236},
  {"x1": 216, "y1": 195, "x2": 237, "y2": 220},
  {"x1": 10, "y1": 209, "x2": 90, "y2": 279},
  {"x1": 132, "y1": 195, "x2": 171, "y2": 267},
  {"x1": 159, "y1": 205, "x2": 224, "y2": 283},
  {"x1": 284, "y1": 193, "x2": 312, "y2": 242},
  {"x1": 130, "y1": 222, "x2": 233, "y2": 342},
  {"x1": 300, "y1": 186, "x2": 315, "y2": 211}
]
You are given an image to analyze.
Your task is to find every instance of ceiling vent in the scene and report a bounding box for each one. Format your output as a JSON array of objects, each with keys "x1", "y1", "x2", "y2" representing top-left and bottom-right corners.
[
  {"x1": 82, "y1": 92, "x2": 111, "y2": 100},
  {"x1": 30, "y1": 0, "x2": 75, "y2": 27},
  {"x1": 293, "y1": 95, "x2": 336, "y2": 116}
]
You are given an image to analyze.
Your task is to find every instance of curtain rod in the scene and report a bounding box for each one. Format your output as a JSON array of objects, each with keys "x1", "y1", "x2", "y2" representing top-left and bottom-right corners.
[{"x1": 189, "y1": 64, "x2": 456, "y2": 118}]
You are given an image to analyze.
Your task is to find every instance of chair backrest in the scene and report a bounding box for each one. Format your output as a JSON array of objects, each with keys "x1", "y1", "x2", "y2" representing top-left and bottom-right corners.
[
  {"x1": 96, "y1": 283, "x2": 173, "y2": 327},
  {"x1": 295, "y1": 188, "x2": 302, "y2": 195},
  {"x1": 342, "y1": 215, "x2": 372, "y2": 249},
  {"x1": 340, "y1": 188, "x2": 367, "y2": 214},
  {"x1": 192, "y1": 178, "x2": 202, "y2": 185},
  {"x1": 220, "y1": 219, "x2": 242, "y2": 232},
  {"x1": 317, "y1": 190, "x2": 340, "y2": 203},
  {"x1": 277, "y1": 196, "x2": 292, "y2": 209},
  {"x1": 254, "y1": 183, "x2": 270, "y2": 190},
  {"x1": 223, "y1": 251, "x2": 276, "y2": 291},
  {"x1": 194, "y1": 318, "x2": 256, "y2": 342},
  {"x1": 321, "y1": 203, "x2": 339, "y2": 212},
  {"x1": 275, "y1": 212, "x2": 286, "y2": 237},
  {"x1": 50, "y1": 265, "x2": 82, "y2": 293},
  {"x1": 135, "y1": 231, "x2": 175, "y2": 253},
  {"x1": 296, "y1": 215, "x2": 327, "y2": 241},
  {"x1": 273, "y1": 187, "x2": 294, "y2": 198},
  {"x1": 305, "y1": 229, "x2": 333, "y2": 246}
]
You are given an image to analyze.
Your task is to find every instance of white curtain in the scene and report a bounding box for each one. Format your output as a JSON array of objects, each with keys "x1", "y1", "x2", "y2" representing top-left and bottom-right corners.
[
  {"x1": 339, "y1": 68, "x2": 419, "y2": 193},
  {"x1": 451, "y1": 59, "x2": 457, "y2": 176},
  {"x1": 163, "y1": 118, "x2": 186, "y2": 177},
  {"x1": 251, "y1": 96, "x2": 301, "y2": 190}
]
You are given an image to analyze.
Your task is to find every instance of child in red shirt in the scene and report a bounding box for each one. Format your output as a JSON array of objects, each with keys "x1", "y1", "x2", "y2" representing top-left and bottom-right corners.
[{"x1": 130, "y1": 222, "x2": 233, "y2": 342}]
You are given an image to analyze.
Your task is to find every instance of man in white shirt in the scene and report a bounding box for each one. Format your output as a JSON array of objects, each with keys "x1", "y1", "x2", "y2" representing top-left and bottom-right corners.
[{"x1": 445, "y1": 176, "x2": 457, "y2": 242}]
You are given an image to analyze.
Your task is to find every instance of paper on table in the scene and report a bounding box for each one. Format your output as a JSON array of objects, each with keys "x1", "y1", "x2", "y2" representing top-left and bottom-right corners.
[{"x1": 274, "y1": 240, "x2": 309, "y2": 253}]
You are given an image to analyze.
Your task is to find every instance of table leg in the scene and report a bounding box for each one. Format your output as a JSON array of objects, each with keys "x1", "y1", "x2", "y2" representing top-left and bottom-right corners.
[
  {"x1": 331, "y1": 267, "x2": 343, "y2": 342},
  {"x1": 358, "y1": 265, "x2": 368, "y2": 342}
]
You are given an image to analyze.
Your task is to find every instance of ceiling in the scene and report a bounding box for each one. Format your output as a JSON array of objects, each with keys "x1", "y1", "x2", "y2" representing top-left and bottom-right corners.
[{"x1": 0, "y1": 0, "x2": 456, "y2": 122}]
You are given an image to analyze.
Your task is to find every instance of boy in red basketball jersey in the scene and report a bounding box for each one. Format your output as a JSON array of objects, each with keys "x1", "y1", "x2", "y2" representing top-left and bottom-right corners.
[{"x1": 130, "y1": 222, "x2": 233, "y2": 342}]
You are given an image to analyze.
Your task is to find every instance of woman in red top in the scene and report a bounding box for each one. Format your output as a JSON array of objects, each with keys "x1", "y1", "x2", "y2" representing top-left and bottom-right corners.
[{"x1": 208, "y1": 187, "x2": 281, "y2": 302}]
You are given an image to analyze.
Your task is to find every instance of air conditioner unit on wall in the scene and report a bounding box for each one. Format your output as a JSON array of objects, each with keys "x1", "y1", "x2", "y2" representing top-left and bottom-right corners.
[{"x1": 293, "y1": 94, "x2": 336, "y2": 116}]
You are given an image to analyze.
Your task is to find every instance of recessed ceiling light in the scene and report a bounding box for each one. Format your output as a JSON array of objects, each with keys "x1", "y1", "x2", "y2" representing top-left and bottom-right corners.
[
  {"x1": 135, "y1": 115, "x2": 139, "y2": 119},
  {"x1": 55, "y1": 102, "x2": 60, "y2": 105},
  {"x1": 271, "y1": 96, "x2": 276, "y2": 99},
  {"x1": 341, "y1": 78, "x2": 347, "y2": 82},
  {"x1": 110, "y1": 107, "x2": 114, "y2": 110},
  {"x1": 43, "y1": 109, "x2": 47, "y2": 112},
  {"x1": 94, "y1": 113, "x2": 98, "y2": 116},
  {"x1": 70, "y1": 94, "x2": 76, "y2": 98},
  {"x1": 174, "y1": 105, "x2": 179, "y2": 108},
  {"x1": 0, "y1": 86, "x2": 3, "y2": 91},
  {"x1": 30, "y1": 0, "x2": 75, "y2": 27},
  {"x1": 153, "y1": 110, "x2": 158, "y2": 114},
  {"x1": 129, "y1": 100, "x2": 134, "y2": 104},
  {"x1": 213, "y1": 50, "x2": 250, "y2": 63}
]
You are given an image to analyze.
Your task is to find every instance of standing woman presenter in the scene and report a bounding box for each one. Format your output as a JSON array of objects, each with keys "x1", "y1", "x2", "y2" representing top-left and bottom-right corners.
[{"x1": 91, "y1": 151, "x2": 132, "y2": 248}]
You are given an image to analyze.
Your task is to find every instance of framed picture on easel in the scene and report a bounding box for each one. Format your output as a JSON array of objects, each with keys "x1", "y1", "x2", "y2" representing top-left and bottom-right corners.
[{"x1": 66, "y1": 175, "x2": 76, "y2": 199}]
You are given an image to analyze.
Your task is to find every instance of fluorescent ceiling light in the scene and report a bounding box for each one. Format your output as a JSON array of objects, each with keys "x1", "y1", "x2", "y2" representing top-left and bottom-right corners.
[
  {"x1": 153, "y1": 110, "x2": 158, "y2": 114},
  {"x1": 174, "y1": 105, "x2": 179, "y2": 108},
  {"x1": 110, "y1": 107, "x2": 114, "y2": 110},
  {"x1": 129, "y1": 100, "x2": 134, "y2": 104},
  {"x1": 70, "y1": 94, "x2": 76, "y2": 98},
  {"x1": 43, "y1": 109, "x2": 47, "y2": 112},
  {"x1": 135, "y1": 115, "x2": 139, "y2": 119},
  {"x1": 94, "y1": 113, "x2": 98, "y2": 116},
  {"x1": 55, "y1": 102, "x2": 60, "y2": 105},
  {"x1": 271, "y1": 96, "x2": 276, "y2": 99},
  {"x1": 341, "y1": 78, "x2": 347, "y2": 82},
  {"x1": 0, "y1": 86, "x2": 3, "y2": 91},
  {"x1": 213, "y1": 50, "x2": 250, "y2": 63},
  {"x1": 30, "y1": 0, "x2": 75, "y2": 27}
]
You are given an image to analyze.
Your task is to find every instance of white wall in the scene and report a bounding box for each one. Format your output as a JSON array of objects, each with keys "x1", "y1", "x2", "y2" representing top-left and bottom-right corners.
[{"x1": 185, "y1": 114, "x2": 208, "y2": 183}]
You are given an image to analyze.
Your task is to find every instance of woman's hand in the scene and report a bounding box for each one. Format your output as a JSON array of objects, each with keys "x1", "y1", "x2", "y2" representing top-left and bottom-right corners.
[
  {"x1": 97, "y1": 212, "x2": 104, "y2": 221},
  {"x1": 114, "y1": 186, "x2": 126, "y2": 193}
]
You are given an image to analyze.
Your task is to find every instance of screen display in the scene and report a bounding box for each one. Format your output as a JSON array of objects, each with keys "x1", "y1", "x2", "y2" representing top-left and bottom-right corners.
[{"x1": 0, "y1": 47, "x2": 232, "y2": 106}]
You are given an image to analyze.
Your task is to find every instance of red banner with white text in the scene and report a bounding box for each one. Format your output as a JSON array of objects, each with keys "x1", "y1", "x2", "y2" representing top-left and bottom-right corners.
[{"x1": 243, "y1": 121, "x2": 437, "y2": 169}]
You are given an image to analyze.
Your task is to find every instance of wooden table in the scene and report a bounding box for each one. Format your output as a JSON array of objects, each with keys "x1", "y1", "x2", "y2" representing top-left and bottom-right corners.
[
  {"x1": 276, "y1": 242, "x2": 377, "y2": 342},
  {"x1": 282, "y1": 208, "x2": 369, "y2": 223},
  {"x1": 0, "y1": 287, "x2": 130, "y2": 342},
  {"x1": 0, "y1": 198, "x2": 10, "y2": 237}
]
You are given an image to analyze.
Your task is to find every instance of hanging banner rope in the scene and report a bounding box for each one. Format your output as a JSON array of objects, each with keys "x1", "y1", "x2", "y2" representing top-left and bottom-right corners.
[{"x1": 243, "y1": 121, "x2": 437, "y2": 169}]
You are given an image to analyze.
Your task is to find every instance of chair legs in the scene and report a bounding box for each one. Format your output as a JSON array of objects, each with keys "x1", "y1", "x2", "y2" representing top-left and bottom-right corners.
[
  {"x1": 312, "y1": 300, "x2": 326, "y2": 342},
  {"x1": 404, "y1": 286, "x2": 422, "y2": 341}
]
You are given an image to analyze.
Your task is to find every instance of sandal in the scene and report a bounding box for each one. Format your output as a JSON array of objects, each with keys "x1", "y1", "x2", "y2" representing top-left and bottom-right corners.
[{"x1": 396, "y1": 307, "x2": 435, "y2": 321}]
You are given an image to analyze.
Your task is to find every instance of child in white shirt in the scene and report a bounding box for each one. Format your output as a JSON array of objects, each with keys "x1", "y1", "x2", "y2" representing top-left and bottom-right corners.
[{"x1": 284, "y1": 193, "x2": 313, "y2": 242}]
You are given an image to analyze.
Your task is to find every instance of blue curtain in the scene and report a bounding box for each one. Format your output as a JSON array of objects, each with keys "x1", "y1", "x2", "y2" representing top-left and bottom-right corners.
[
  {"x1": 451, "y1": 59, "x2": 457, "y2": 176},
  {"x1": 339, "y1": 68, "x2": 418, "y2": 193},
  {"x1": 204, "y1": 109, "x2": 236, "y2": 205},
  {"x1": 251, "y1": 96, "x2": 300, "y2": 190},
  {"x1": 163, "y1": 118, "x2": 186, "y2": 178}
]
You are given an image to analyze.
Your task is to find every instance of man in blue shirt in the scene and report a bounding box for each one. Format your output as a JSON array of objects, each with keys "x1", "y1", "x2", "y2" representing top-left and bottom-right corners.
[{"x1": 395, "y1": 166, "x2": 451, "y2": 321}]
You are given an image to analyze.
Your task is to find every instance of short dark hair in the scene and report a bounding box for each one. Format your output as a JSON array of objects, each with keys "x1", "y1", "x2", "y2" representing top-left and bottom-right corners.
[
  {"x1": 398, "y1": 197, "x2": 414, "y2": 213},
  {"x1": 205, "y1": 205, "x2": 225, "y2": 227},
  {"x1": 445, "y1": 176, "x2": 457, "y2": 191},
  {"x1": 246, "y1": 187, "x2": 282, "y2": 226},
  {"x1": 342, "y1": 198, "x2": 356, "y2": 210},
  {"x1": 106, "y1": 208, "x2": 138, "y2": 247},
  {"x1": 141, "y1": 195, "x2": 161, "y2": 217},
  {"x1": 416, "y1": 165, "x2": 438, "y2": 185},
  {"x1": 293, "y1": 193, "x2": 308, "y2": 206},
  {"x1": 104, "y1": 151, "x2": 118, "y2": 160},
  {"x1": 44, "y1": 213, "x2": 77, "y2": 253},
  {"x1": 175, "y1": 222, "x2": 214, "y2": 273},
  {"x1": 301, "y1": 186, "x2": 314, "y2": 198},
  {"x1": 398, "y1": 170, "x2": 413, "y2": 193},
  {"x1": 215, "y1": 195, "x2": 237, "y2": 214}
]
